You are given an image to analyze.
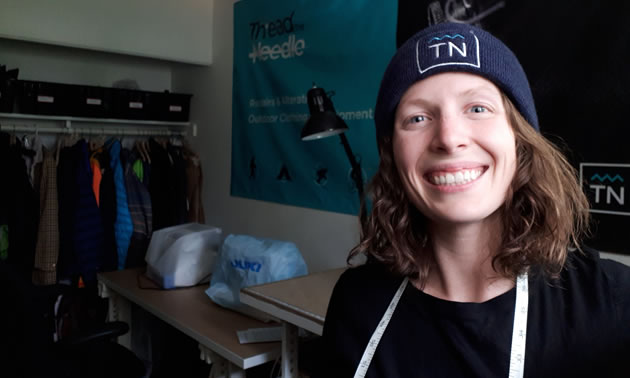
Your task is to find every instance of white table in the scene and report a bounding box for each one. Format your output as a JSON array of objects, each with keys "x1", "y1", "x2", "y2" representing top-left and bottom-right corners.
[
  {"x1": 240, "y1": 268, "x2": 345, "y2": 378},
  {"x1": 98, "y1": 269, "x2": 281, "y2": 378}
]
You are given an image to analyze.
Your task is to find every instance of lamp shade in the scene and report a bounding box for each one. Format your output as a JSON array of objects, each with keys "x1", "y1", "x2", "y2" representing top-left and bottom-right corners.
[{"x1": 301, "y1": 86, "x2": 348, "y2": 141}]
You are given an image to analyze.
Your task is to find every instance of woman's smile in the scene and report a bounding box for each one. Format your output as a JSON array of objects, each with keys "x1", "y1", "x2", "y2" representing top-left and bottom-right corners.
[{"x1": 425, "y1": 166, "x2": 488, "y2": 186}]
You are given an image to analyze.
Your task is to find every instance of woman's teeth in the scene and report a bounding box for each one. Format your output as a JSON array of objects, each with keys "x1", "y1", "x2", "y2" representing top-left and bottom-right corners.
[{"x1": 431, "y1": 169, "x2": 482, "y2": 186}]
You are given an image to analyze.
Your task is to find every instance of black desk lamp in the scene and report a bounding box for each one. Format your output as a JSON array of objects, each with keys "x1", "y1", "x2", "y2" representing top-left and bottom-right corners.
[{"x1": 301, "y1": 85, "x2": 366, "y2": 226}]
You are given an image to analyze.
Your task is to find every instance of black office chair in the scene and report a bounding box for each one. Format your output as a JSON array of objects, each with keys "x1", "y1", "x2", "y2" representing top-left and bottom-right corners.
[{"x1": 0, "y1": 263, "x2": 146, "y2": 378}]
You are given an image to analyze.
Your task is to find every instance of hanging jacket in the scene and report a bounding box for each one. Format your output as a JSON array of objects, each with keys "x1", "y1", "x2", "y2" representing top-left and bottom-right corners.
[
  {"x1": 184, "y1": 145, "x2": 205, "y2": 224},
  {"x1": 92, "y1": 147, "x2": 117, "y2": 272},
  {"x1": 0, "y1": 133, "x2": 40, "y2": 279},
  {"x1": 32, "y1": 146, "x2": 59, "y2": 285},
  {"x1": 167, "y1": 143, "x2": 188, "y2": 225},
  {"x1": 73, "y1": 140, "x2": 104, "y2": 284},
  {"x1": 107, "y1": 139, "x2": 133, "y2": 270},
  {"x1": 90, "y1": 151, "x2": 103, "y2": 207},
  {"x1": 148, "y1": 139, "x2": 176, "y2": 231},
  {"x1": 57, "y1": 144, "x2": 78, "y2": 283},
  {"x1": 121, "y1": 147, "x2": 152, "y2": 268},
  {"x1": 0, "y1": 133, "x2": 10, "y2": 262}
]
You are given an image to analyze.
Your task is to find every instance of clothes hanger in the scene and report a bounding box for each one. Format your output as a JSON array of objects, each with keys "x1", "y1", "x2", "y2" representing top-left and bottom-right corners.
[
  {"x1": 55, "y1": 134, "x2": 64, "y2": 166},
  {"x1": 88, "y1": 128, "x2": 99, "y2": 152},
  {"x1": 10, "y1": 125, "x2": 17, "y2": 145},
  {"x1": 120, "y1": 130, "x2": 136, "y2": 150},
  {"x1": 134, "y1": 139, "x2": 148, "y2": 163},
  {"x1": 169, "y1": 134, "x2": 183, "y2": 147},
  {"x1": 136, "y1": 131, "x2": 151, "y2": 163},
  {"x1": 96, "y1": 127, "x2": 108, "y2": 149},
  {"x1": 67, "y1": 128, "x2": 80, "y2": 146},
  {"x1": 31, "y1": 125, "x2": 40, "y2": 150},
  {"x1": 144, "y1": 137, "x2": 152, "y2": 163}
]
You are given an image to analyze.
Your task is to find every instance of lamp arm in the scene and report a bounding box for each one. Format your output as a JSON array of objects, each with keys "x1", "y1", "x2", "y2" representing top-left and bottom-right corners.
[
  {"x1": 338, "y1": 132, "x2": 367, "y2": 226},
  {"x1": 338, "y1": 133, "x2": 363, "y2": 196}
]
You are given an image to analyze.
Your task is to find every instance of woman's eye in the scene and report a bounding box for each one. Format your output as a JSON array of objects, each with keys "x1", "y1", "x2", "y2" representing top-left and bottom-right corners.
[
  {"x1": 469, "y1": 105, "x2": 488, "y2": 113},
  {"x1": 398, "y1": 113, "x2": 430, "y2": 129},
  {"x1": 409, "y1": 115, "x2": 427, "y2": 124}
]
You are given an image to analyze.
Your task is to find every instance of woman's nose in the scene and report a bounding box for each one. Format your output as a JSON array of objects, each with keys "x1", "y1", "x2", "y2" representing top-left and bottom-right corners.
[{"x1": 430, "y1": 115, "x2": 470, "y2": 154}]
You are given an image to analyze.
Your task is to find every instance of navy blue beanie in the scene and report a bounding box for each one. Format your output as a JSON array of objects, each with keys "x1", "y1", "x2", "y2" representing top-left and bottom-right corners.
[{"x1": 374, "y1": 22, "x2": 539, "y2": 141}]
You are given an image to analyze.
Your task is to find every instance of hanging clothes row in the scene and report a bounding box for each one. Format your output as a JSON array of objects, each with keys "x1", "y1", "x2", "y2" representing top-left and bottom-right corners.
[{"x1": 0, "y1": 131, "x2": 204, "y2": 288}]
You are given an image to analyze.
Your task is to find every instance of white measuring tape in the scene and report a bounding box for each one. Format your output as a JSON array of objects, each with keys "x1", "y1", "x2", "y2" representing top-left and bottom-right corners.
[
  {"x1": 508, "y1": 273, "x2": 529, "y2": 378},
  {"x1": 353, "y1": 277, "x2": 409, "y2": 378},
  {"x1": 353, "y1": 274, "x2": 529, "y2": 378}
]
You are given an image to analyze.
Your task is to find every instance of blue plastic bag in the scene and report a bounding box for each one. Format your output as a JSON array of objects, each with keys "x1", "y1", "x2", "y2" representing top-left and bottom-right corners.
[{"x1": 206, "y1": 234, "x2": 308, "y2": 314}]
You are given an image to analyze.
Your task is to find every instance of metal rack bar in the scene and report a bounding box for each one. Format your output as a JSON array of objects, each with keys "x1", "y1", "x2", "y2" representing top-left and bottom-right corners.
[
  {"x1": 0, "y1": 124, "x2": 185, "y2": 137},
  {"x1": 0, "y1": 112, "x2": 197, "y2": 137}
]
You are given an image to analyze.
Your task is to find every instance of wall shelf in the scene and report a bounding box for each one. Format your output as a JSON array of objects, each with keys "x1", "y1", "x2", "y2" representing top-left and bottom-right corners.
[{"x1": 0, "y1": 112, "x2": 197, "y2": 137}]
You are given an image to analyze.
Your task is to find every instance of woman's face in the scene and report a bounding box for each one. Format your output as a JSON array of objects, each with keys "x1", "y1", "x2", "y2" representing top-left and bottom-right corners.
[{"x1": 392, "y1": 72, "x2": 516, "y2": 228}]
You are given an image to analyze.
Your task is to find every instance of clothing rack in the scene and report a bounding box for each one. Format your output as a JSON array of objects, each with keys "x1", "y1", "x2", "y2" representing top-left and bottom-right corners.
[{"x1": 0, "y1": 112, "x2": 197, "y2": 137}]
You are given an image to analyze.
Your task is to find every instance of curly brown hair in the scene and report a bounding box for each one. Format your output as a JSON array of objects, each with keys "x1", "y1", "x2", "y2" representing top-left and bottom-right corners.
[{"x1": 349, "y1": 93, "x2": 590, "y2": 286}]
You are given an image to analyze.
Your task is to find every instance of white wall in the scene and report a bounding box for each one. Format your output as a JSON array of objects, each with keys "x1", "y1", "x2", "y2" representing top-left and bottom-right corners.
[
  {"x1": 0, "y1": 0, "x2": 213, "y2": 65},
  {"x1": 601, "y1": 252, "x2": 630, "y2": 267},
  {"x1": 0, "y1": 37, "x2": 172, "y2": 91},
  {"x1": 171, "y1": 0, "x2": 359, "y2": 273}
]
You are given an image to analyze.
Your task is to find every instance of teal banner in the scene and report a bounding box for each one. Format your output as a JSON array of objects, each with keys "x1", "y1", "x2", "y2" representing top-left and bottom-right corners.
[{"x1": 231, "y1": 0, "x2": 397, "y2": 215}]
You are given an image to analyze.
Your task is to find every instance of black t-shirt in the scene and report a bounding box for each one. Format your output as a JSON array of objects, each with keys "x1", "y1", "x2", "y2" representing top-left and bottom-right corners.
[{"x1": 319, "y1": 248, "x2": 630, "y2": 377}]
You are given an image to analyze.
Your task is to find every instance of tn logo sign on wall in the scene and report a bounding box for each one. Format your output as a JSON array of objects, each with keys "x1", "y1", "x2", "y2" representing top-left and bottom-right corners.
[{"x1": 580, "y1": 163, "x2": 628, "y2": 216}]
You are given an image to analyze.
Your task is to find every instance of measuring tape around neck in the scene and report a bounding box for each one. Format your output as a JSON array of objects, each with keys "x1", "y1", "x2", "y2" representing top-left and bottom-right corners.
[
  {"x1": 508, "y1": 273, "x2": 529, "y2": 378},
  {"x1": 353, "y1": 277, "x2": 409, "y2": 378},
  {"x1": 353, "y1": 274, "x2": 529, "y2": 378}
]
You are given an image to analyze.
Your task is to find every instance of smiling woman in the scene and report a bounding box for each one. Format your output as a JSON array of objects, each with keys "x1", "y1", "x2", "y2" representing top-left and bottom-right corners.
[
  {"x1": 317, "y1": 22, "x2": 630, "y2": 378},
  {"x1": 392, "y1": 73, "x2": 517, "y2": 236}
]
